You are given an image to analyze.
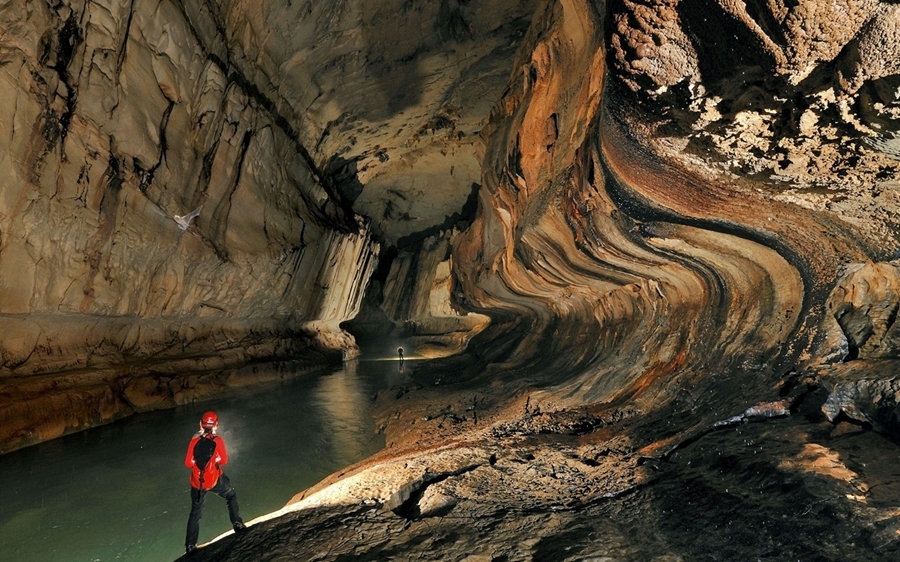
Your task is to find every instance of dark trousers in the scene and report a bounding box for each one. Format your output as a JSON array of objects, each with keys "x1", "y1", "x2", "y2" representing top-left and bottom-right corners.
[{"x1": 185, "y1": 474, "x2": 243, "y2": 547}]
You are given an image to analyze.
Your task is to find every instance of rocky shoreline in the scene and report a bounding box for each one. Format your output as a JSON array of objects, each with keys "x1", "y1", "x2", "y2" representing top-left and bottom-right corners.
[
  {"x1": 0, "y1": 314, "x2": 353, "y2": 453},
  {"x1": 177, "y1": 355, "x2": 900, "y2": 561}
]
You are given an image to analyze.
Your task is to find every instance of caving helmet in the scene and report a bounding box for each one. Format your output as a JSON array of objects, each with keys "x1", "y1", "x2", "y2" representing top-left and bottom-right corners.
[{"x1": 200, "y1": 411, "x2": 219, "y2": 433}]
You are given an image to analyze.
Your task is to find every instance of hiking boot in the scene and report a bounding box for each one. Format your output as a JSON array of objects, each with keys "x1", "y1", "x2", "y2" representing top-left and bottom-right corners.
[{"x1": 233, "y1": 521, "x2": 246, "y2": 533}]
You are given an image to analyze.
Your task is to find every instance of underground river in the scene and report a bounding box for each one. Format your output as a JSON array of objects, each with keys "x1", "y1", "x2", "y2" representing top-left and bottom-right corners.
[{"x1": 0, "y1": 355, "x2": 409, "y2": 561}]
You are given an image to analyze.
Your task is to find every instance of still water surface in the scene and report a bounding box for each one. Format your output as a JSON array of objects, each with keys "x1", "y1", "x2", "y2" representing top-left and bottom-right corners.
[{"x1": 0, "y1": 357, "x2": 405, "y2": 561}]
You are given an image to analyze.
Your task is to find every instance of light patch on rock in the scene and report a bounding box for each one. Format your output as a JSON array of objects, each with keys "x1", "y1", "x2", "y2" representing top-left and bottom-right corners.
[{"x1": 778, "y1": 443, "x2": 861, "y2": 485}]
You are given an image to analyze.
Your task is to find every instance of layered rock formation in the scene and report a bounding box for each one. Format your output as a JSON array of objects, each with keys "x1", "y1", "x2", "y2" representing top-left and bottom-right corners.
[
  {"x1": 3, "y1": 0, "x2": 900, "y2": 560},
  {"x1": 0, "y1": 0, "x2": 374, "y2": 451}
]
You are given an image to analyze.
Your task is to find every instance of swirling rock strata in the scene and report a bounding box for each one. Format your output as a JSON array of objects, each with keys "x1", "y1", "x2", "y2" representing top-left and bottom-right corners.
[{"x1": 439, "y1": 0, "x2": 900, "y2": 426}]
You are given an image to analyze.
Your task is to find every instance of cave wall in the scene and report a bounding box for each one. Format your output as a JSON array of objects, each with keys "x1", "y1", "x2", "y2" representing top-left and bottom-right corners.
[
  {"x1": 0, "y1": 0, "x2": 540, "y2": 453},
  {"x1": 449, "y1": 0, "x2": 900, "y2": 417},
  {"x1": 2, "y1": 0, "x2": 899, "y2": 464},
  {"x1": 0, "y1": 0, "x2": 369, "y2": 320},
  {"x1": 0, "y1": 0, "x2": 378, "y2": 452}
]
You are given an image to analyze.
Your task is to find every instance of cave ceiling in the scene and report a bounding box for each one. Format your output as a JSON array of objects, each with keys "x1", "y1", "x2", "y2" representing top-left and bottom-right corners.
[
  {"x1": 250, "y1": 0, "x2": 900, "y2": 251},
  {"x1": 216, "y1": 0, "x2": 542, "y2": 246}
]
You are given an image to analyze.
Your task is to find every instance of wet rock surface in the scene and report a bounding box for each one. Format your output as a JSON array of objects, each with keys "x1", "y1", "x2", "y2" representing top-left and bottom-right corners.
[{"x1": 180, "y1": 368, "x2": 900, "y2": 561}]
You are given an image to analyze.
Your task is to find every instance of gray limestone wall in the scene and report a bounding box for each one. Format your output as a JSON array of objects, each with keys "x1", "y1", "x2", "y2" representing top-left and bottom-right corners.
[{"x1": 0, "y1": 0, "x2": 378, "y2": 451}]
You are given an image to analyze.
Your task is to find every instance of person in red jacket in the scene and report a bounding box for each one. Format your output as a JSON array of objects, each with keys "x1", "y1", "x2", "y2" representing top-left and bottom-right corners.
[{"x1": 183, "y1": 411, "x2": 245, "y2": 554}]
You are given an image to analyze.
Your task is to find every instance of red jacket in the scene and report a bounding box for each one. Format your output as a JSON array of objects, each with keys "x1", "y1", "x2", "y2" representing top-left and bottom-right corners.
[{"x1": 185, "y1": 434, "x2": 227, "y2": 490}]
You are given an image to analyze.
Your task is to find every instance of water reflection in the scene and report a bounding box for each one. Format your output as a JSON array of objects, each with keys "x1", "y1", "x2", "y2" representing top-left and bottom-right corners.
[
  {"x1": 315, "y1": 360, "x2": 374, "y2": 468},
  {"x1": 0, "y1": 359, "x2": 394, "y2": 562}
]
